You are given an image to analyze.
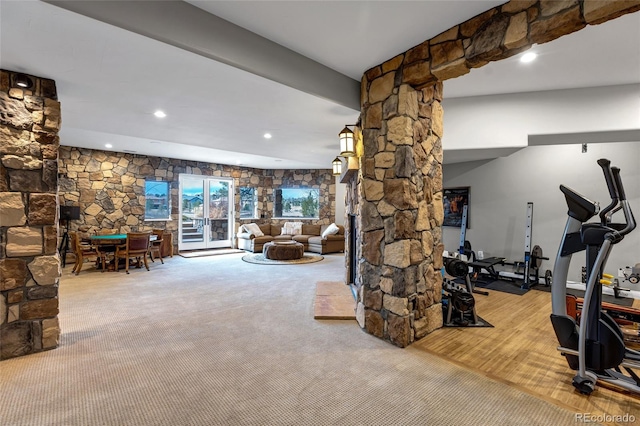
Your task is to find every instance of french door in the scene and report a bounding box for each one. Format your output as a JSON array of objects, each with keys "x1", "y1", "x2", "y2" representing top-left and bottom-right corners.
[{"x1": 178, "y1": 174, "x2": 234, "y2": 251}]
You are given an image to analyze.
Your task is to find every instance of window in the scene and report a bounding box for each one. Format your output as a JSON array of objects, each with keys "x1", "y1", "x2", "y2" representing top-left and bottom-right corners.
[
  {"x1": 145, "y1": 180, "x2": 171, "y2": 220},
  {"x1": 274, "y1": 188, "x2": 319, "y2": 219},
  {"x1": 240, "y1": 187, "x2": 257, "y2": 219}
]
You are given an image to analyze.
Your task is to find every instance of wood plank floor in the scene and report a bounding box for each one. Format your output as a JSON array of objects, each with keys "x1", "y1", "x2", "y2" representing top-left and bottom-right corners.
[
  {"x1": 314, "y1": 281, "x2": 356, "y2": 319},
  {"x1": 413, "y1": 287, "x2": 640, "y2": 421}
]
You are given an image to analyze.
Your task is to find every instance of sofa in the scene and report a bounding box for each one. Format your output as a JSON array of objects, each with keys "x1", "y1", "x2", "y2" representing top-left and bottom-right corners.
[{"x1": 237, "y1": 222, "x2": 345, "y2": 254}]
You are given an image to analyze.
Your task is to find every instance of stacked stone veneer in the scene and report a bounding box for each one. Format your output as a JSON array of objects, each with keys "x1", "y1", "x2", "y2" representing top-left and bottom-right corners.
[
  {"x1": 58, "y1": 146, "x2": 335, "y2": 248},
  {"x1": 353, "y1": 0, "x2": 640, "y2": 347},
  {"x1": 353, "y1": 82, "x2": 446, "y2": 347},
  {"x1": 0, "y1": 70, "x2": 61, "y2": 360}
]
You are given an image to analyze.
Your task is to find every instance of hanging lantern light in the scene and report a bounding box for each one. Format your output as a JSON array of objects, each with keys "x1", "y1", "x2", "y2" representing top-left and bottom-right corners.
[
  {"x1": 332, "y1": 157, "x2": 342, "y2": 176},
  {"x1": 339, "y1": 126, "x2": 355, "y2": 157}
]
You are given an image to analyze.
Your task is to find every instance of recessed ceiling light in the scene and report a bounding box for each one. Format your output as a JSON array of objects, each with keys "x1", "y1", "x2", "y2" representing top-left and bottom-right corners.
[
  {"x1": 520, "y1": 52, "x2": 537, "y2": 63},
  {"x1": 105, "y1": 143, "x2": 113, "y2": 148},
  {"x1": 154, "y1": 110, "x2": 166, "y2": 118},
  {"x1": 264, "y1": 133, "x2": 272, "y2": 139}
]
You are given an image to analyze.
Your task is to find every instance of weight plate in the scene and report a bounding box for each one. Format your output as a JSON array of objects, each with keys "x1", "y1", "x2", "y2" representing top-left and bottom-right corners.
[{"x1": 532, "y1": 245, "x2": 543, "y2": 268}]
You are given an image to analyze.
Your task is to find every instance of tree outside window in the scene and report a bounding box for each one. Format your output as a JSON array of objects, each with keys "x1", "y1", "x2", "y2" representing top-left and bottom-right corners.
[
  {"x1": 274, "y1": 188, "x2": 319, "y2": 219},
  {"x1": 145, "y1": 180, "x2": 171, "y2": 220},
  {"x1": 240, "y1": 187, "x2": 257, "y2": 219}
]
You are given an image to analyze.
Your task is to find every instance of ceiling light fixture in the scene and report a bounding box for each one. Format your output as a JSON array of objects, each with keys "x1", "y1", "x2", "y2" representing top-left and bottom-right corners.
[
  {"x1": 520, "y1": 52, "x2": 537, "y2": 63},
  {"x1": 14, "y1": 73, "x2": 33, "y2": 89},
  {"x1": 105, "y1": 143, "x2": 113, "y2": 148},
  {"x1": 339, "y1": 125, "x2": 356, "y2": 157},
  {"x1": 154, "y1": 110, "x2": 166, "y2": 118},
  {"x1": 264, "y1": 133, "x2": 272, "y2": 139},
  {"x1": 332, "y1": 157, "x2": 343, "y2": 176}
]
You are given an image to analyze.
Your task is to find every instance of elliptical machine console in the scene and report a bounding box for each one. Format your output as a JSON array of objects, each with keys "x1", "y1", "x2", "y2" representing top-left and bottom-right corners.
[{"x1": 550, "y1": 158, "x2": 637, "y2": 395}]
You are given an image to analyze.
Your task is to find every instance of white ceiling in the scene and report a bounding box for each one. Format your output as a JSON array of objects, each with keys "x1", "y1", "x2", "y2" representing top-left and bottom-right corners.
[{"x1": 1, "y1": 1, "x2": 638, "y2": 169}]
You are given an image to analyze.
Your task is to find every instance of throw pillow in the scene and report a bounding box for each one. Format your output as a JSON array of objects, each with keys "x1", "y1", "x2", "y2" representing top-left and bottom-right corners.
[
  {"x1": 281, "y1": 222, "x2": 303, "y2": 236},
  {"x1": 290, "y1": 222, "x2": 303, "y2": 236},
  {"x1": 321, "y1": 223, "x2": 340, "y2": 238},
  {"x1": 281, "y1": 222, "x2": 293, "y2": 235},
  {"x1": 244, "y1": 223, "x2": 264, "y2": 237}
]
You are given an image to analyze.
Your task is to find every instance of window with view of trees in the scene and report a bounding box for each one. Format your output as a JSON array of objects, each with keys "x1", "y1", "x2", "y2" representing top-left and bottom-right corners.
[
  {"x1": 274, "y1": 188, "x2": 319, "y2": 219},
  {"x1": 145, "y1": 180, "x2": 171, "y2": 220},
  {"x1": 240, "y1": 187, "x2": 257, "y2": 219}
]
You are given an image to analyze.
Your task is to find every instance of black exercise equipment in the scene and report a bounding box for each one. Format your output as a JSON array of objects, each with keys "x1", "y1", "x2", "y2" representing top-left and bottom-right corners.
[
  {"x1": 550, "y1": 158, "x2": 638, "y2": 395},
  {"x1": 442, "y1": 256, "x2": 486, "y2": 326},
  {"x1": 457, "y1": 205, "x2": 476, "y2": 262}
]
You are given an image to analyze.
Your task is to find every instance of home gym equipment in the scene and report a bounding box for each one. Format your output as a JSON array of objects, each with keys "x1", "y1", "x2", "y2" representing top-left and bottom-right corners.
[
  {"x1": 467, "y1": 203, "x2": 548, "y2": 290},
  {"x1": 622, "y1": 263, "x2": 640, "y2": 284},
  {"x1": 550, "y1": 158, "x2": 638, "y2": 395},
  {"x1": 457, "y1": 205, "x2": 475, "y2": 262},
  {"x1": 442, "y1": 256, "x2": 484, "y2": 326},
  {"x1": 521, "y1": 202, "x2": 535, "y2": 289},
  {"x1": 512, "y1": 244, "x2": 549, "y2": 289},
  {"x1": 508, "y1": 203, "x2": 549, "y2": 289}
]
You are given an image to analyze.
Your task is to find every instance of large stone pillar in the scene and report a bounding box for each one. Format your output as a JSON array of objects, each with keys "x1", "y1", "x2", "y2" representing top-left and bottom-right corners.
[
  {"x1": 0, "y1": 70, "x2": 61, "y2": 359},
  {"x1": 354, "y1": 73, "x2": 445, "y2": 348}
]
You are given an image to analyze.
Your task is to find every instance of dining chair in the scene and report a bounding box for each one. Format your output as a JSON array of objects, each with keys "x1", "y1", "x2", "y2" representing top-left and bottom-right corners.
[
  {"x1": 115, "y1": 232, "x2": 151, "y2": 274},
  {"x1": 149, "y1": 229, "x2": 164, "y2": 264},
  {"x1": 72, "y1": 232, "x2": 100, "y2": 275},
  {"x1": 95, "y1": 229, "x2": 118, "y2": 271}
]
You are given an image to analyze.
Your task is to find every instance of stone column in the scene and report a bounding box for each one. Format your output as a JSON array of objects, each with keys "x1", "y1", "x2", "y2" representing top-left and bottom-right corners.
[
  {"x1": 355, "y1": 73, "x2": 445, "y2": 348},
  {"x1": 0, "y1": 70, "x2": 61, "y2": 360}
]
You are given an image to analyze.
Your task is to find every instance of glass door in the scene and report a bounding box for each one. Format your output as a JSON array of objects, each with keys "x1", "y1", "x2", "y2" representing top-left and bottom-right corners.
[{"x1": 179, "y1": 174, "x2": 233, "y2": 251}]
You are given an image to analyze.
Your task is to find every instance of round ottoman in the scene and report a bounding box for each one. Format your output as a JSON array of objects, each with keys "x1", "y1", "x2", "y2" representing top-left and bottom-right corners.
[{"x1": 262, "y1": 241, "x2": 304, "y2": 260}]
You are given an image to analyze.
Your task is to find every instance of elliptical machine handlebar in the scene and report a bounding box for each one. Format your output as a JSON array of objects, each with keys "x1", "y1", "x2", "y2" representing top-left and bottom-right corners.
[
  {"x1": 611, "y1": 166, "x2": 626, "y2": 201},
  {"x1": 597, "y1": 158, "x2": 619, "y2": 225},
  {"x1": 611, "y1": 166, "x2": 636, "y2": 237}
]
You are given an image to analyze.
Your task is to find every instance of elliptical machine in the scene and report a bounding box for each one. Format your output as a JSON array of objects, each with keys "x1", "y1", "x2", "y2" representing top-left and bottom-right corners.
[{"x1": 550, "y1": 158, "x2": 638, "y2": 395}]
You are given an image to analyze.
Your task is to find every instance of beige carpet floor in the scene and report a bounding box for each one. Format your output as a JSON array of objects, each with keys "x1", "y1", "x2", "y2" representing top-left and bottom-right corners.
[
  {"x1": 178, "y1": 248, "x2": 244, "y2": 258},
  {"x1": 1, "y1": 253, "x2": 578, "y2": 425}
]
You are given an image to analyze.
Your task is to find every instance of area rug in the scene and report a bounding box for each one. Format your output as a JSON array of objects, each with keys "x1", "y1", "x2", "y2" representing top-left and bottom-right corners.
[
  {"x1": 179, "y1": 249, "x2": 244, "y2": 258},
  {"x1": 242, "y1": 252, "x2": 323, "y2": 265}
]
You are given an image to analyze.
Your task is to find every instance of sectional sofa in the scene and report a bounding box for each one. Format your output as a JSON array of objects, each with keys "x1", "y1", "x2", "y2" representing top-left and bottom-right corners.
[{"x1": 236, "y1": 223, "x2": 345, "y2": 254}]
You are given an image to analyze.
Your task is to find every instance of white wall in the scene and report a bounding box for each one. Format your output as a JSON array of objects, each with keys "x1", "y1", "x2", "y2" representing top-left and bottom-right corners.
[
  {"x1": 442, "y1": 84, "x2": 640, "y2": 151},
  {"x1": 442, "y1": 142, "x2": 640, "y2": 283}
]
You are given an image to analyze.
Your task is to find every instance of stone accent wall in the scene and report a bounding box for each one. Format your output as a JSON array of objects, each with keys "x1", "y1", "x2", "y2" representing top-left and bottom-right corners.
[
  {"x1": 0, "y1": 70, "x2": 61, "y2": 360},
  {"x1": 58, "y1": 146, "x2": 335, "y2": 249},
  {"x1": 354, "y1": 0, "x2": 640, "y2": 347}
]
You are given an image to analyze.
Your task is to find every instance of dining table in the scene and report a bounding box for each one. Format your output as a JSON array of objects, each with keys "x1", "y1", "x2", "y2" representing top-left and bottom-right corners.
[
  {"x1": 89, "y1": 233, "x2": 157, "y2": 271},
  {"x1": 90, "y1": 233, "x2": 158, "y2": 244}
]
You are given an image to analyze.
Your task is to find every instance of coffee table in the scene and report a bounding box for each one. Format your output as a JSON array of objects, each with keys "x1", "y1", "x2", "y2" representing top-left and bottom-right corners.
[{"x1": 262, "y1": 241, "x2": 304, "y2": 260}]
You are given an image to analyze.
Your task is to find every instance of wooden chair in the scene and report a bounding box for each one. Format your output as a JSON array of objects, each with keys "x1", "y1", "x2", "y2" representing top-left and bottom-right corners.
[
  {"x1": 95, "y1": 229, "x2": 118, "y2": 271},
  {"x1": 115, "y1": 232, "x2": 151, "y2": 274},
  {"x1": 72, "y1": 232, "x2": 100, "y2": 275},
  {"x1": 149, "y1": 229, "x2": 164, "y2": 264}
]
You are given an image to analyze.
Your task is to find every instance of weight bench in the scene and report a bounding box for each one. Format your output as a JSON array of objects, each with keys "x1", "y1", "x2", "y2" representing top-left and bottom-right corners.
[{"x1": 469, "y1": 257, "x2": 506, "y2": 283}]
